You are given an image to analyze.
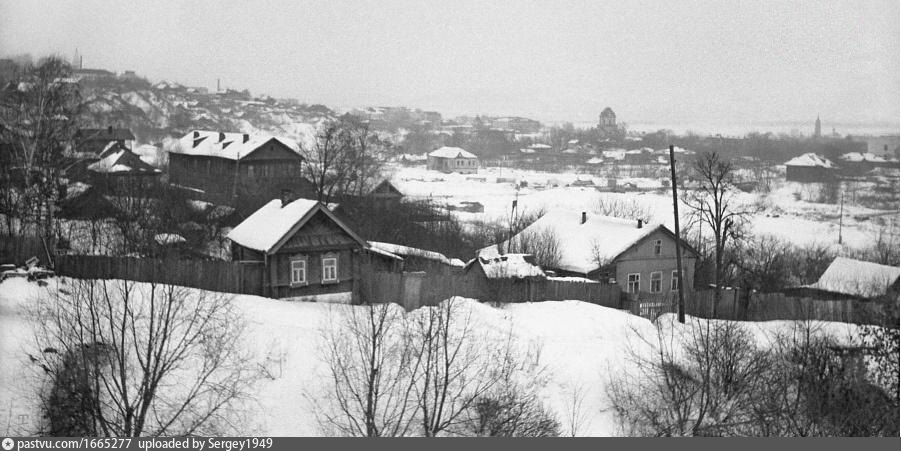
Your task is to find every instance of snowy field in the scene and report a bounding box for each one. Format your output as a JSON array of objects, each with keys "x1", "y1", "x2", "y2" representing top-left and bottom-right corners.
[
  {"x1": 0, "y1": 277, "x2": 863, "y2": 436},
  {"x1": 390, "y1": 164, "x2": 898, "y2": 250}
]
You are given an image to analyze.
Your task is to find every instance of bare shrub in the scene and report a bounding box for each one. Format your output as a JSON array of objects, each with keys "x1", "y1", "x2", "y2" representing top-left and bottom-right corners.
[
  {"x1": 30, "y1": 279, "x2": 256, "y2": 436},
  {"x1": 607, "y1": 319, "x2": 771, "y2": 436},
  {"x1": 507, "y1": 227, "x2": 562, "y2": 269},
  {"x1": 592, "y1": 196, "x2": 653, "y2": 223}
]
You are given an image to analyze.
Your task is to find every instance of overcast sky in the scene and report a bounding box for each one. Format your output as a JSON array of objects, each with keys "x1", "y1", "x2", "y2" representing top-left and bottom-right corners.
[{"x1": 1, "y1": 0, "x2": 898, "y2": 130}]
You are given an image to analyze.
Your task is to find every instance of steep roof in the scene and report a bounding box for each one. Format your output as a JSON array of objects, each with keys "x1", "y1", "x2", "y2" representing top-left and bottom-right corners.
[
  {"x1": 805, "y1": 257, "x2": 899, "y2": 298},
  {"x1": 784, "y1": 153, "x2": 836, "y2": 168},
  {"x1": 228, "y1": 198, "x2": 366, "y2": 254},
  {"x1": 368, "y1": 180, "x2": 404, "y2": 197},
  {"x1": 466, "y1": 254, "x2": 545, "y2": 279},
  {"x1": 482, "y1": 209, "x2": 695, "y2": 275},
  {"x1": 172, "y1": 130, "x2": 301, "y2": 161},
  {"x1": 87, "y1": 146, "x2": 160, "y2": 174},
  {"x1": 600, "y1": 107, "x2": 615, "y2": 116},
  {"x1": 428, "y1": 146, "x2": 478, "y2": 159}
]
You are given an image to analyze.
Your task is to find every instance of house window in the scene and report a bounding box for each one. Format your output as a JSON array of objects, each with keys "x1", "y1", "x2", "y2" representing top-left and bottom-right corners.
[
  {"x1": 671, "y1": 270, "x2": 681, "y2": 291},
  {"x1": 247, "y1": 165, "x2": 254, "y2": 177},
  {"x1": 627, "y1": 273, "x2": 640, "y2": 293},
  {"x1": 290, "y1": 257, "x2": 307, "y2": 286},
  {"x1": 650, "y1": 271, "x2": 662, "y2": 293},
  {"x1": 322, "y1": 256, "x2": 338, "y2": 283},
  {"x1": 654, "y1": 239, "x2": 662, "y2": 255}
]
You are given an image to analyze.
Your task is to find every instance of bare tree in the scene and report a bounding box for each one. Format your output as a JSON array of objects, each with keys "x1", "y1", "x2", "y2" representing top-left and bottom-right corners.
[
  {"x1": 408, "y1": 299, "x2": 524, "y2": 437},
  {"x1": 562, "y1": 382, "x2": 589, "y2": 437},
  {"x1": 299, "y1": 118, "x2": 388, "y2": 204},
  {"x1": 315, "y1": 302, "x2": 420, "y2": 437},
  {"x1": 0, "y1": 57, "x2": 82, "y2": 237},
  {"x1": 29, "y1": 279, "x2": 256, "y2": 436},
  {"x1": 682, "y1": 152, "x2": 752, "y2": 314}
]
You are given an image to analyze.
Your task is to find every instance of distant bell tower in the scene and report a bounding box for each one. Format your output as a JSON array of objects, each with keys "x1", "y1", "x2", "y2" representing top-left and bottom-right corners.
[{"x1": 814, "y1": 115, "x2": 822, "y2": 138}]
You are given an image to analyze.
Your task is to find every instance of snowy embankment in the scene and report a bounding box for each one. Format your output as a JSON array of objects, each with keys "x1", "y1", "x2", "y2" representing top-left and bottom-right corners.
[{"x1": 0, "y1": 278, "x2": 864, "y2": 436}]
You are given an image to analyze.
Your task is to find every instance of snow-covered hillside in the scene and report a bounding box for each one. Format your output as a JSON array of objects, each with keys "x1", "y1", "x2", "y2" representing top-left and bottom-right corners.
[
  {"x1": 0, "y1": 278, "x2": 862, "y2": 436},
  {"x1": 80, "y1": 80, "x2": 332, "y2": 145}
]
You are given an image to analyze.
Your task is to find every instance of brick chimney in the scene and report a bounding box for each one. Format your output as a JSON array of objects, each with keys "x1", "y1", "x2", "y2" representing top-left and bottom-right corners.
[
  {"x1": 280, "y1": 189, "x2": 293, "y2": 207},
  {"x1": 637, "y1": 219, "x2": 643, "y2": 229},
  {"x1": 218, "y1": 132, "x2": 226, "y2": 142},
  {"x1": 193, "y1": 130, "x2": 199, "y2": 139},
  {"x1": 581, "y1": 211, "x2": 587, "y2": 224},
  {"x1": 243, "y1": 133, "x2": 250, "y2": 143}
]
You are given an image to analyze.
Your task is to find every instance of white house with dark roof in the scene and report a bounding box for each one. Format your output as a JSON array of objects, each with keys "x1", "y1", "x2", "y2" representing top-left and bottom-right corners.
[
  {"x1": 784, "y1": 153, "x2": 837, "y2": 182},
  {"x1": 481, "y1": 209, "x2": 699, "y2": 298},
  {"x1": 426, "y1": 146, "x2": 479, "y2": 174}
]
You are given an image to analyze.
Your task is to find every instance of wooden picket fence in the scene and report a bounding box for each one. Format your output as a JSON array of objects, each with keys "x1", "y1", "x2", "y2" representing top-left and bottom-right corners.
[
  {"x1": 632, "y1": 289, "x2": 890, "y2": 326},
  {"x1": 54, "y1": 254, "x2": 265, "y2": 296},
  {"x1": 0, "y1": 233, "x2": 54, "y2": 267}
]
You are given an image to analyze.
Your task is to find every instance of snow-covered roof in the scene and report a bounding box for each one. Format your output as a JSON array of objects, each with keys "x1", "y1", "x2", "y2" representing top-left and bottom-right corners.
[
  {"x1": 470, "y1": 254, "x2": 546, "y2": 279},
  {"x1": 367, "y1": 241, "x2": 464, "y2": 267},
  {"x1": 528, "y1": 143, "x2": 552, "y2": 149},
  {"x1": 784, "y1": 153, "x2": 835, "y2": 168},
  {"x1": 586, "y1": 157, "x2": 605, "y2": 164},
  {"x1": 805, "y1": 257, "x2": 899, "y2": 298},
  {"x1": 601, "y1": 150, "x2": 626, "y2": 160},
  {"x1": 87, "y1": 147, "x2": 160, "y2": 174},
  {"x1": 839, "y1": 152, "x2": 887, "y2": 163},
  {"x1": 428, "y1": 146, "x2": 478, "y2": 159},
  {"x1": 228, "y1": 198, "x2": 364, "y2": 254},
  {"x1": 483, "y1": 209, "x2": 680, "y2": 275},
  {"x1": 173, "y1": 130, "x2": 300, "y2": 161}
]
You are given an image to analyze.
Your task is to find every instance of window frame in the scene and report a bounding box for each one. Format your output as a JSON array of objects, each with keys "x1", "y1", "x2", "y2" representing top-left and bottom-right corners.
[
  {"x1": 290, "y1": 256, "x2": 308, "y2": 286},
  {"x1": 321, "y1": 255, "x2": 339, "y2": 284},
  {"x1": 650, "y1": 271, "x2": 662, "y2": 293},
  {"x1": 627, "y1": 273, "x2": 641, "y2": 293},
  {"x1": 671, "y1": 270, "x2": 681, "y2": 292},
  {"x1": 653, "y1": 239, "x2": 662, "y2": 256}
]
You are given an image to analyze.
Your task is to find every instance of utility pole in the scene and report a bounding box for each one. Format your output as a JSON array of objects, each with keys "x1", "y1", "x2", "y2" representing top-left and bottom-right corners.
[
  {"x1": 838, "y1": 184, "x2": 844, "y2": 245},
  {"x1": 669, "y1": 145, "x2": 686, "y2": 323}
]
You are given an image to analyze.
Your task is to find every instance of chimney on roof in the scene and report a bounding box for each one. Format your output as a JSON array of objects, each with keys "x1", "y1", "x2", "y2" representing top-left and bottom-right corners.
[
  {"x1": 193, "y1": 130, "x2": 199, "y2": 139},
  {"x1": 243, "y1": 133, "x2": 249, "y2": 143},
  {"x1": 218, "y1": 132, "x2": 226, "y2": 143},
  {"x1": 637, "y1": 219, "x2": 643, "y2": 229},
  {"x1": 280, "y1": 189, "x2": 293, "y2": 208},
  {"x1": 107, "y1": 125, "x2": 113, "y2": 134},
  {"x1": 581, "y1": 211, "x2": 587, "y2": 224}
]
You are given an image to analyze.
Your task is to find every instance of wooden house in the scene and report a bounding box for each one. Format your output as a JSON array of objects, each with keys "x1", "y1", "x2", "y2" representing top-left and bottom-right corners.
[
  {"x1": 228, "y1": 197, "x2": 370, "y2": 302},
  {"x1": 483, "y1": 209, "x2": 699, "y2": 300},
  {"x1": 367, "y1": 180, "x2": 404, "y2": 210},
  {"x1": 86, "y1": 142, "x2": 161, "y2": 192},
  {"x1": 73, "y1": 127, "x2": 135, "y2": 156},
  {"x1": 462, "y1": 253, "x2": 546, "y2": 302},
  {"x1": 168, "y1": 130, "x2": 313, "y2": 211},
  {"x1": 784, "y1": 153, "x2": 837, "y2": 183},
  {"x1": 785, "y1": 257, "x2": 899, "y2": 301}
]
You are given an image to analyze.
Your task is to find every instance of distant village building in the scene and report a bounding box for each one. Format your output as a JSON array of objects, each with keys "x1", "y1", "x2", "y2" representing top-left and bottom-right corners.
[
  {"x1": 367, "y1": 180, "x2": 404, "y2": 210},
  {"x1": 228, "y1": 198, "x2": 369, "y2": 302},
  {"x1": 72, "y1": 68, "x2": 116, "y2": 81},
  {"x1": 854, "y1": 135, "x2": 901, "y2": 159},
  {"x1": 598, "y1": 107, "x2": 617, "y2": 135},
  {"x1": 814, "y1": 115, "x2": 822, "y2": 138},
  {"x1": 168, "y1": 130, "x2": 312, "y2": 210},
  {"x1": 86, "y1": 142, "x2": 161, "y2": 190},
  {"x1": 73, "y1": 127, "x2": 136, "y2": 156},
  {"x1": 482, "y1": 209, "x2": 699, "y2": 298},
  {"x1": 783, "y1": 153, "x2": 837, "y2": 183},
  {"x1": 426, "y1": 146, "x2": 479, "y2": 174}
]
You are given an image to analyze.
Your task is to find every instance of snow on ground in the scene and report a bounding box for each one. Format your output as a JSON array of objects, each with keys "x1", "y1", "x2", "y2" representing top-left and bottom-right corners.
[
  {"x1": 390, "y1": 164, "x2": 896, "y2": 250},
  {"x1": 0, "y1": 278, "x2": 870, "y2": 436}
]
